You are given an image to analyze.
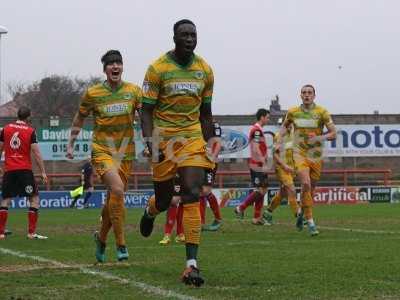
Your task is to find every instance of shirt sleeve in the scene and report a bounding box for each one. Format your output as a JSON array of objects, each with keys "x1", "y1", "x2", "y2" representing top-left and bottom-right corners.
[
  {"x1": 272, "y1": 133, "x2": 280, "y2": 153},
  {"x1": 134, "y1": 86, "x2": 143, "y2": 110},
  {"x1": 202, "y1": 65, "x2": 214, "y2": 104},
  {"x1": 78, "y1": 90, "x2": 94, "y2": 117},
  {"x1": 31, "y1": 130, "x2": 38, "y2": 144},
  {"x1": 142, "y1": 65, "x2": 160, "y2": 105},
  {"x1": 283, "y1": 111, "x2": 293, "y2": 126},
  {"x1": 250, "y1": 129, "x2": 263, "y2": 143},
  {"x1": 322, "y1": 109, "x2": 333, "y2": 126}
]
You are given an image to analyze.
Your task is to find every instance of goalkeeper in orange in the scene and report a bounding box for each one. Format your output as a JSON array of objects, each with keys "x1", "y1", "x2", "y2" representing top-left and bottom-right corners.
[
  {"x1": 278, "y1": 84, "x2": 336, "y2": 236},
  {"x1": 263, "y1": 118, "x2": 301, "y2": 225},
  {"x1": 67, "y1": 50, "x2": 142, "y2": 261}
]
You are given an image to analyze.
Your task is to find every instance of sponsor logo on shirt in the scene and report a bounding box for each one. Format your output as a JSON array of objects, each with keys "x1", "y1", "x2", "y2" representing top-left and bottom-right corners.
[
  {"x1": 123, "y1": 93, "x2": 132, "y2": 100},
  {"x1": 102, "y1": 103, "x2": 129, "y2": 116},
  {"x1": 164, "y1": 82, "x2": 202, "y2": 96},
  {"x1": 294, "y1": 118, "x2": 318, "y2": 128}
]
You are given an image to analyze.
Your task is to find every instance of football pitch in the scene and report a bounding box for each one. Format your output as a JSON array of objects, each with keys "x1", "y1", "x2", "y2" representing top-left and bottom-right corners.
[{"x1": 1, "y1": 203, "x2": 400, "y2": 300}]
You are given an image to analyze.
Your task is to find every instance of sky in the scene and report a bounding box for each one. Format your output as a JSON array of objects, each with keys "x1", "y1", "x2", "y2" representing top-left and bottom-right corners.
[{"x1": 0, "y1": 0, "x2": 399, "y2": 115}]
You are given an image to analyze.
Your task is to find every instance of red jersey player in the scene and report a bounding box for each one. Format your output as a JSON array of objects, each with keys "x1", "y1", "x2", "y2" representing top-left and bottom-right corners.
[
  {"x1": 0, "y1": 106, "x2": 48, "y2": 240},
  {"x1": 234, "y1": 109, "x2": 270, "y2": 225},
  {"x1": 159, "y1": 175, "x2": 185, "y2": 245},
  {"x1": 199, "y1": 120, "x2": 222, "y2": 231}
]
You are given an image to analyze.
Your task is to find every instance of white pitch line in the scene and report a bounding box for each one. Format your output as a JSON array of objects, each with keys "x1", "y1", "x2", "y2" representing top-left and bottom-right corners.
[
  {"x1": 319, "y1": 226, "x2": 400, "y2": 235},
  {"x1": 0, "y1": 247, "x2": 200, "y2": 300}
]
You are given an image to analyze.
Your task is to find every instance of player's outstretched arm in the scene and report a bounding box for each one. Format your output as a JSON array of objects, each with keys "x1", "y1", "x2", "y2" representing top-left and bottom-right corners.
[
  {"x1": 31, "y1": 143, "x2": 47, "y2": 184},
  {"x1": 66, "y1": 113, "x2": 85, "y2": 159}
]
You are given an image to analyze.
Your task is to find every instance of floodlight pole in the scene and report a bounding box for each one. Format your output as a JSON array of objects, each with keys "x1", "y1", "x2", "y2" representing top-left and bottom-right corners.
[{"x1": 0, "y1": 26, "x2": 8, "y2": 105}]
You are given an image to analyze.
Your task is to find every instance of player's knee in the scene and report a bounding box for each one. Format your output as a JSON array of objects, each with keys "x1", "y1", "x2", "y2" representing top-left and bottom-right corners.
[
  {"x1": 110, "y1": 185, "x2": 124, "y2": 198},
  {"x1": 170, "y1": 196, "x2": 180, "y2": 206},
  {"x1": 257, "y1": 187, "x2": 267, "y2": 195},
  {"x1": 202, "y1": 185, "x2": 212, "y2": 196},
  {"x1": 181, "y1": 185, "x2": 201, "y2": 204},
  {"x1": 301, "y1": 182, "x2": 311, "y2": 192},
  {"x1": 28, "y1": 196, "x2": 40, "y2": 208}
]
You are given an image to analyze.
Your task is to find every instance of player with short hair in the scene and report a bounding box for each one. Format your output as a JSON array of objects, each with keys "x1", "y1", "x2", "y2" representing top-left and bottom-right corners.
[
  {"x1": 234, "y1": 109, "x2": 270, "y2": 224},
  {"x1": 263, "y1": 119, "x2": 301, "y2": 225},
  {"x1": 0, "y1": 106, "x2": 48, "y2": 240},
  {"x1": 67, "y1": 50, "x2": 142, "y2": 261},
  {"x1": 140, "y1": 19, "x2": 217, "y2": 286},
  {"x1": 279, "y1": 84, "x2": 336, "y2": 236}
]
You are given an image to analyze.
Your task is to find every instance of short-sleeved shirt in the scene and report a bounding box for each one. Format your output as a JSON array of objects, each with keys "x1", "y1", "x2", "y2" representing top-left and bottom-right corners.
[
  {"x1": 248, "y1": 123, "x2": 267, "y2": 168},
  {"x1": 0, "y1": 121, "x2": 37, "y2": 171},
  {"x1": 142, "y1": 52, "x2": 214, "y2": 139},
  {"x1": 284, "y1": 104, "x2": 333, "y2": 159},
  {"x1": 78, "y1": 81, "x2": 142, "y2": 160}
]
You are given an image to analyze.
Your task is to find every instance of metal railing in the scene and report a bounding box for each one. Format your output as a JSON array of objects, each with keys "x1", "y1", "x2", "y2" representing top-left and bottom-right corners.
[{"x1": 26, "y1": 168, "x2": 392, "y2": 190}]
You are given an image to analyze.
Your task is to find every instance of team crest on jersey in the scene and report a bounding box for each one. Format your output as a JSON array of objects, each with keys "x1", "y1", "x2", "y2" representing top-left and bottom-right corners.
[
  {"x1": 123, "y1": 93, "x2": 132, "y2": 100},
  {"x1": 194, "y1": 71, "x2": 204, "y2": 80},
  {"x1": 312, "y1": 113, "x2": 320, "y2": 119},
  {"x1": 25, "y1": 185, "x2": 33, "y2": 194}
]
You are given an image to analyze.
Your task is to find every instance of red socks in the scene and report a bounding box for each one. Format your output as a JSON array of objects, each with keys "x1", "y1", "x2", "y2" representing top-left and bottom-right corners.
[
  {"x1": 239, "y1": 191, "x2": 264, "y2": 218},
  {"x1": 164, "y1": 205, "x2": 178, "y2": 235},
  {"x1": 28, "y1": 207, "x2": 39, "y2": 235},
  {"x1": 164, "y1": 203, "x2": 184, "y2": 235},
  {"x1": 207, "y1": 193, "x2": 221, "y2": 221},
  {"x1": 199, "y1": 196, "x2": 207, "y2": 224},
  {"x1": 0, "y1": 207, "x2": 8, "y2": 235}
]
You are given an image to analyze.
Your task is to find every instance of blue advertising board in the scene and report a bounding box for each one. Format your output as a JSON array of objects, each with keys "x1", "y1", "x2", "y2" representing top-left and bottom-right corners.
[{"x1": 8, "y1": 190, "x2": 153, "y2": 209}]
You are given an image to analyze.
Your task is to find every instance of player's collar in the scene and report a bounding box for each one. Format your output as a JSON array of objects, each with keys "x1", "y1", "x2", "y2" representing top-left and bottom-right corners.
[
  {"x1": 15, "y1": 120, "x2": 26, "y2": 125},
  {"x1": 300, "y1": 103, "x2": 316, "y2": 112},
  {"x1": 103, "y1": 80, "x2": 124, "y2": 93}
]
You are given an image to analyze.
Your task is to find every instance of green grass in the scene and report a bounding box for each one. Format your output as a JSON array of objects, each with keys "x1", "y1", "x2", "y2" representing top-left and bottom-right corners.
[{"x1": 2, "y1": 204, "x2": 400, "y2": 299}]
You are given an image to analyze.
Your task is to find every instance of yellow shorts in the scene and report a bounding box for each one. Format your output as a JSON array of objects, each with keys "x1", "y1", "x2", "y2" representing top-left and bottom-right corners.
[
  {"x1": 293, "y1": 154, "x2": 322, "y2": 181},
  {"x1": 92, "y1": 154, "x2": 132, "y2": 187},
  {"x1": 275, "y1": 166, "x2": 294, "y2": 187},
  {"x1": 152, "y1": 137, "x2": 215, "y2": 182}
]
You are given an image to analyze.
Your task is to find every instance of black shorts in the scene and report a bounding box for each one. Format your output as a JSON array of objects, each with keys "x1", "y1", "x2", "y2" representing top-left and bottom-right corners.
[
  {"x1": 1, "y1": 170, "x2": 38, "y2": 198},
  {"x1": 203, "y1": 167, "x2": 216, "y2": 187},
  {"x1": 172, "y1": 175, "x2": 182, "y2": 197},
  {"x1": 250, "y1": 169, "x2": 268, "y2": 188}
]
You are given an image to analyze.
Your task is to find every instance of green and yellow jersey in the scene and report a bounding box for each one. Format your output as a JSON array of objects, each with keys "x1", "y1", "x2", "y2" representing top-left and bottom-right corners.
[
  {"x1": 284, "y1": 104, "x2": 333, "y2": 159},
  {"x1": 78, "y1": 81, "x2": 142, "y2": 160},
  {"x1": 273, "y1": 131, "x2": 294, "y2": 168},
  {"x1": 142, "y1": 52, "x2": 214, "y2": 139}
]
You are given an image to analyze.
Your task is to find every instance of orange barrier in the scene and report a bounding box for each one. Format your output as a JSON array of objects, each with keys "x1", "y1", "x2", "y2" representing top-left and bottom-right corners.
[{"x1": 27, "y1": 168, "x2": 392, "y2": 190}]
